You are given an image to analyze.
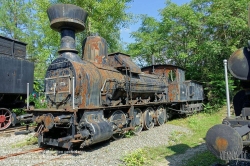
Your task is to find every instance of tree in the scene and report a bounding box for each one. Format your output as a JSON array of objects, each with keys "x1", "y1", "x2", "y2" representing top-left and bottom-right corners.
[
  {"x1": 29, "y1": 0, "x2": 60, "y2": 79},
  {"x1": 32, "y1": 0, "x2": 134, "y2": 78},
  {"x1": 127, "y1": 15, "x2": 161, "y2": 67},
  {"x1": 0, "y1": 0, "x2": 58, "y2": 78},
  {"x1": 55, "y1": 0, "x2": 133, "y2": 52},
  {"x1": 127, "y1": 0, "x2": 250, "y2": 107},
  {"x1": 0, "y1": 0, "x2": 133, "y2": 79},
  {"x1": 0, "y1": 0, "x2": 31, "y2": 40},
  {"x1": 159, "y1": 1, "x2": 204, "y2": 71}
]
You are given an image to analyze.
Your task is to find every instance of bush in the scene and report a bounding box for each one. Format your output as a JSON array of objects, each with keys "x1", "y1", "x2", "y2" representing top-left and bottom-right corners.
[{"x1": 122, "y1": 149, "x2": 148, "y2": 166}]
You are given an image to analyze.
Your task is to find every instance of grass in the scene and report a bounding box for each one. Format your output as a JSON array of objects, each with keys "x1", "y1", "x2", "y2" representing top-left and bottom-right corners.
[
  {"x1": 122, "y1": 149, "x2": 149, "y2": 166},
  {"x1": 182, "y1": 151, "x2": 226, "y2": 166},
  {"x1": 11, "y1": 136, "x2": 38, "y2": 148},
  {"x1": 122, "y1": 107, "x2": 228, "y2": 166},
  {"x1": 125, "y1": 130, "x2": 135, "y2": 138}
]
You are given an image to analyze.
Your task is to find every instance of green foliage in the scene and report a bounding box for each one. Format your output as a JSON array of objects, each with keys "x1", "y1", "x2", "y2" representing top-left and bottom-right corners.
[
  {"x1": 11, "y1": 136, "x2": 38, "y2": 148},
  {"x1": 28, "y1": 94, "x2": 47, "y2": 108},
  {"x1": 127, "y1": 16, "x2": 161, "y2": 66},
  {"x1": 0, "y1": 0, "x2": 32, "y2": 40},
  {"x1": 12, "y1": 108, "x2": 25, "y2": 116},
  {"x1": 126, "y1": 0, "x2": 249, "y2": 109},
  {"x1": 125, "y1": 130, "x2": 135, "y2": 138},
  {"x1": 55, "y1": 0, "x2": 133, "y2": 52},
  {"x1": 202, "y1": 103, "x2": 214, "y2": 114},
  {"x1": 1, "y1": 0, "x2": 133, "y2": 79},
  {"x1": 168, "y1": 131, "x2": 186, "y2": 145},
  {"x1": 204, "y1": 73, "x2": 236, "y2": 109},
  {"x1": 33, "y1": 80, "x2": 44, "y2": 93},
  {"x1": 124, "y1": 108, "x2": 226, "y2": 165},
  {"x1": 28, "y1": 80, "x2": 47, "y2": 108},
  {"x1": 122, "y1": 149, "x2": 148, "y2": 166},
  {"x1": 29, "y1": 122, "x2": 37, "y2": 127}
]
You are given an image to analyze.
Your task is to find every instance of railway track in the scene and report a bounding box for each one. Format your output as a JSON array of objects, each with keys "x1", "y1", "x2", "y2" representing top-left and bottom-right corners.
[
  {"x1": 0, "y1": 146, "x2": 73, "y2": 166},
  {"x1": 0, "y1": 147, "x2": 45, "y2": 160},
  {"x1": 0, "y1": 125, "x2": 34, "y2": 136},
  {"x1": 32, "y1": 153, "x2": 71, "y2": 166}
]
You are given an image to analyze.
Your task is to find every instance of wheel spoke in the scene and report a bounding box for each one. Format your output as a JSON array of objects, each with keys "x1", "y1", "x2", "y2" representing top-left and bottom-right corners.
[
  {"x1": 143, "y1": 107, "x2": 154, "y2": 130},
  {"x1": 156, "y1": 105, "x2": 167, "y2": 126},
  {"x1": 110, "y1": 110, "x2": 127, "y2": 140},
  {"x1": 0, "y1": 108, "x2": 12, "y2": 130},
  {"x1": 133, "y1": 108, "x2": 143, "y2": 134}
]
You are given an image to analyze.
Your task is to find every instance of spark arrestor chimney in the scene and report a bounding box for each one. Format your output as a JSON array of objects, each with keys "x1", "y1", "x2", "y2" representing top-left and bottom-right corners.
[{"x1": 47, "y1": 4, "x2": 88, "y2": 56}]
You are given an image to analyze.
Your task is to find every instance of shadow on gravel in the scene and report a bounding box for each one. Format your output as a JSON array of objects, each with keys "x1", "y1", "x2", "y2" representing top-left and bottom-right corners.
[
  {"x1": 79, "y1": 139, "x2": 111, "y2": 152},
  {"x1": 163, "y1": 143, "x2": 250, "y2": 166},
  {"x1": 166, "y1": 143, "x2": 191, "y2": 155},
  {"x1": 163, "y1": 143, "x2": 207, "y2": 166},
  {"x1": 42, "y1": 139, "x2": 111, "y2": 156},
  {"x1": 163, "y1": 143, "x2": 192, "y2": 166}
]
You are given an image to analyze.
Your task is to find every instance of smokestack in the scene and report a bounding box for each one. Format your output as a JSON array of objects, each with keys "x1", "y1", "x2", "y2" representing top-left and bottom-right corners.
[
  {"x1": 47, "y1": 4, "x2": 88, "y2": 54},
  {"x1": 152, "y1": 55, "x2": 155, "y2": 73},
  {"x1": 152, "y1": 55, "x2": 155, "y2": 65}
]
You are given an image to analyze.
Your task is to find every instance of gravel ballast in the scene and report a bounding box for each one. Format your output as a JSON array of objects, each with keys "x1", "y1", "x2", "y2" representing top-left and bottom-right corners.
[{"x1": 0, "y1": 124, "x2": 191, "y2": 166}]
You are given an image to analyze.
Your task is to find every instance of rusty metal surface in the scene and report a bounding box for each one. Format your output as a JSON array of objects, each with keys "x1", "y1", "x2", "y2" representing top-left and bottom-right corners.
[
  {"x1": 142, "y1": 65, "x2": 186, "y2": 82},
  {"x1": 45, "y1": 57, "x2": 75, "y2": 110},
  {"x1": 82, "y1": 35, "x2": 108, "y2": 64},
  {"x1": 0, "y1": 35, "x2": 27, "y2": 59},
  {"x1": 228, "y1": 47, "x2": 250, "y2": 80},
  {"x1": 206, "y1": 124, "x2": 243, "y2": 159},
  {"x1": 0, "y1": 108, "x2": 12, "y2": 130},
  {"x1": 182, "y1": 81, "x2": 204, "y2": 101},
  {"x1": 168, "y1": 83, "x2": 179, "y2": 102},
  {"x1": 47, "y1": 4, "x2": 88, "y2": 32},
  {"x1": 108, "y1": 52, "x2": 141, "y2": 73}
]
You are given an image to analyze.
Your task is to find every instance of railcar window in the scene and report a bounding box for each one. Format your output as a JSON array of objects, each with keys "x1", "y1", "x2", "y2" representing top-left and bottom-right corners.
[
  {"x1": 189, "y1": 86, "x2": 194, "y2": 96},
  {"x1": 168, "y1": 70, "x2": 176, "y2": 82}
]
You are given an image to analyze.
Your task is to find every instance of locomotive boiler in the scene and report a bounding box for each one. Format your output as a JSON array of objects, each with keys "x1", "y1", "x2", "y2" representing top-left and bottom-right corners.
[
  {"x1": 27, "y1": 4, "x2": 204, "y2": 149},
  {"x1": 0, "y1": 35, "x2": 34, "y2": 130}
]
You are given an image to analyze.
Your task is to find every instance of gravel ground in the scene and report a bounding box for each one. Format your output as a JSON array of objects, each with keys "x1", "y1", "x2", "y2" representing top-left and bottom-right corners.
[
  {"x1": 2, "y1": 125, "x2": 250, "y2": 166},
  {"x1": 0, "y1": 124, "x2": 191, "y2": 166}
]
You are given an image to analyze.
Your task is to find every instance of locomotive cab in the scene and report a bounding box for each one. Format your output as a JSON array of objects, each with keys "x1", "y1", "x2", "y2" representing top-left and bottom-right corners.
[{"x1": 141, "y1": 65, "x2": 204, "y2": 114}]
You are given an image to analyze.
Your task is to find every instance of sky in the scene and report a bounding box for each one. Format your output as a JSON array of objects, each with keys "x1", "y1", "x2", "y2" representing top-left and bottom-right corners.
[{"x1": 120, "y1": 0, "x2": 191, "y2": 45}]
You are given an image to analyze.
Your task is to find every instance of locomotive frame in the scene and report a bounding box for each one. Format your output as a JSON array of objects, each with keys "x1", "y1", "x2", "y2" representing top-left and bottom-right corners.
[{"x1": 25, "y1": 4, "x2": 204, "y2": 150}]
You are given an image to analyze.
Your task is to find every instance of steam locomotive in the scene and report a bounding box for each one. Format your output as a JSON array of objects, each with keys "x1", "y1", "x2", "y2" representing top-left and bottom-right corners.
[
  {"x1": 27, "y1": 4, "x2": 204, "y2": 149},
  {"x1": 206, "y1": 9, "x2": 250, "y2": 161},
  {"x1": 0, "y1": 35, "x2": 34, "y2": 130}
]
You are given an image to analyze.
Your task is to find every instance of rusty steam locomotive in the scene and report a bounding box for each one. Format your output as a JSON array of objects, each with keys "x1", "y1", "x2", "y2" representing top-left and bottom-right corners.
[
  {"x1": 0, "y1": 36, "x2": 34, "y2": 130},
  {"x1": 26, "y1": 4, "x2": 204, "y2": 149}
]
